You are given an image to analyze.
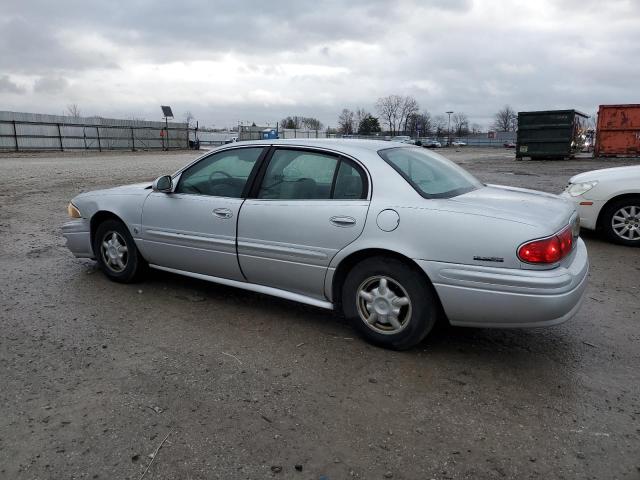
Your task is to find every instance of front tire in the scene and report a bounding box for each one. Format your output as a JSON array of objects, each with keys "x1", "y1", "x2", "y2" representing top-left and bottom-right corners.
[
  {"x1": 341, "y1": 256, "x2": 439, "y2": 350},
  {"x1": 601, "y1": 197, "x2": 640, "y2": 247},
  {"x1": 93, "y1": 219, "x2": 146, "y2": 282}
]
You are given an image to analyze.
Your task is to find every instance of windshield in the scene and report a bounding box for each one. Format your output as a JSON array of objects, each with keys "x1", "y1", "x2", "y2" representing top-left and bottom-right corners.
[{"x1": 378, "y1": 147, "x2": 482, "y2": 199}]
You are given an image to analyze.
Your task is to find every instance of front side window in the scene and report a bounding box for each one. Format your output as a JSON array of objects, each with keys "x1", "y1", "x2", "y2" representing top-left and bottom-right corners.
[
  {"x1": 176, "y1": 147, "x2": 263, "y2": 197},
  {"x1": 379, "y1": 147, "x2": 481, "y2": 198},
  {"x1": 257, "y1": 150, "x2": 339, "y2": 200}
]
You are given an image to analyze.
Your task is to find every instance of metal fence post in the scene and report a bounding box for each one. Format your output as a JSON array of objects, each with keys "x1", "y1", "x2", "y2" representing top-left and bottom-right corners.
[
  {"x1": 57, "y1": 123, "x2": 63, "y2": 151},
  {"x1": 131, "y1": 127, "x2": 135, "y2": 151},
  {"x1": 97, "y1": 127, "x2": 102, "y2": 152},
  {"x1": 12, "y1": 120, "x2": 19, "y2": 151},
  {"x1": 82, "y1": 126, "x2": 87, "y2": 150}
]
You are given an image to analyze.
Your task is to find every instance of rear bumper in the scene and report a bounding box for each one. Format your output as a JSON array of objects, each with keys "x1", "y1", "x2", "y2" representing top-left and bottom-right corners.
[
  {"x1": 62, "y1": 219, "x2": 94, "y2": 258},
  {"x1": 416, "y1": 239, "x2": 589, "y2": 328}
]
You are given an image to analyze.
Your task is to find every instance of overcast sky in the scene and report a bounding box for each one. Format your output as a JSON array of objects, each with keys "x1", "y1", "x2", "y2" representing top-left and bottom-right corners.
[{"x1": 1, "y1": 0, "x2": 638, "y2": 129}]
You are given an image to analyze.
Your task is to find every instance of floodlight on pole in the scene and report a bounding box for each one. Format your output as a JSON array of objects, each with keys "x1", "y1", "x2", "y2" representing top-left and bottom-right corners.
[{"x1": 446, "y1": 111, "x2": 454, "y2": 147}]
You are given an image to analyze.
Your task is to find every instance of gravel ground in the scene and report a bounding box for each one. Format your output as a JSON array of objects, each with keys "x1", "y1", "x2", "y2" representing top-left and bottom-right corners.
[{"x1": 1, "y1": 147, "x2": 638, "y2": 479}]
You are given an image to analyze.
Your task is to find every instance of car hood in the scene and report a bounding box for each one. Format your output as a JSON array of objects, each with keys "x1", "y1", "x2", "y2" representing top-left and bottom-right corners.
[
  {"x1": 449, "y1": 184, "x2": 575, "y2": 233},
  {"x1": 570, "y1": 165, "x2": 640, "y2": 183},
  {"x1": 76, "y1": 182, "x2": 152, "y2": 198}
]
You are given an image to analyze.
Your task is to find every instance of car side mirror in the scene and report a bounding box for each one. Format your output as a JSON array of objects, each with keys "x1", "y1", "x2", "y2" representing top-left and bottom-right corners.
[{"x1": 152, "y1": 175, "x2": 173, "y2": 193}]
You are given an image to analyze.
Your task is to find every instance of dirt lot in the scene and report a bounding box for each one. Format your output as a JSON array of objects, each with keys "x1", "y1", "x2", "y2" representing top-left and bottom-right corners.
[{"x1": 1, "y1": 147, "x2": 638, "y2": 479}]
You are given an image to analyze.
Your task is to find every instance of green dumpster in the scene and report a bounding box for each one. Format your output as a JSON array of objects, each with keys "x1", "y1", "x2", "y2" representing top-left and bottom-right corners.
[{"x1": 516, "y1": 110, "x2": 588, "y2": 159}]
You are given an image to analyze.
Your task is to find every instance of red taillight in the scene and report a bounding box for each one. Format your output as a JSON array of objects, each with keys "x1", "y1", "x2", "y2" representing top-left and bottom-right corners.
[{"x1": 518, "y1": 226, "x2": 574, "y2": 264}]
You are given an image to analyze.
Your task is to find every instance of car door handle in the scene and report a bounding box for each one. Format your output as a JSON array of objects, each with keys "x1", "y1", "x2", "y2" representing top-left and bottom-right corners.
[
  {"x1": 330, "y1": 216, "x2": 356, "y2": 227},
  {"x1": 213, "y1": 208, "x2": 233, "y2": 219}
]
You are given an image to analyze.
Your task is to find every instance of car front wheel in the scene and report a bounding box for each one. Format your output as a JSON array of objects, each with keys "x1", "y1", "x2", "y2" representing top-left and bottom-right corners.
[
  {"x1": 601, "y1": 197, "x2": 640, "y2": 247},
  {"x1": 93, "y1": 219, "x2": 146, "y2": 282},
  {"x1": 341, "y1": 256, "x2": 439, "y2": 350}
]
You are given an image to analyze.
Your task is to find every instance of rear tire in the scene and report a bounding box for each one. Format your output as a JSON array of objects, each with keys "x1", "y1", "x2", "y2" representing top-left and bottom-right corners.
[
  {"x1": 341, "y1": 256, "x2": 439, "y2": 350},
  {"x1": 93, "y1": 219, "x2": 147, "y2": 283},
  {"x1": 601, "y1": 197, "x2": 640, "y2": 247}
]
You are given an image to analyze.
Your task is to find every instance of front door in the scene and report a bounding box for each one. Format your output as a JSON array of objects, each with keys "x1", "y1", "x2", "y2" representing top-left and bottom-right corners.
[
  {"x1": 237, "y1": 147, "x2": 370, "y2": 298},
  {"x1": 140, "y1": 146, "x2": 264, "y2": 280}
]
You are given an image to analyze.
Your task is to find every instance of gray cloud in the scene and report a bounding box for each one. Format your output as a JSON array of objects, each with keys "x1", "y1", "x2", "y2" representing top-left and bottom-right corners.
[
  {"x1": 33, "y1": 76, "x2": 69, "y2": 94},
  {"x1": 0, "y1": 0, "x2": 638, "y2": 128},
  {"x1": 0, "y1": 75, "x2": 25, "y2": 94}
]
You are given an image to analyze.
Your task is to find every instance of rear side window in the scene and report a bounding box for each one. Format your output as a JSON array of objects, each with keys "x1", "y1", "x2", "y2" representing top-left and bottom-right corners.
[
  {"x1": 379, "y1": 147, "x2": 481, "y2": 198},
  {"x1": 256, "y1": 148, "x2": 367, "y2": 200},
  {"x1": 333, "y1": 161, "x2": 365, "y2": 199}
]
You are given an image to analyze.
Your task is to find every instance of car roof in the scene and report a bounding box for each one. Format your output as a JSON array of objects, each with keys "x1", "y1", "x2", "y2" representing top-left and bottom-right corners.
[{"x1": 228, "y1": 138, "x2": 411, "y2": 158}]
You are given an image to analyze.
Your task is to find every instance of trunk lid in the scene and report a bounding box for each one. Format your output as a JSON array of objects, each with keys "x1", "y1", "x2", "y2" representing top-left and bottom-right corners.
[{"x1": 450, "y1": 184, "x2": 576, "y2": 234}]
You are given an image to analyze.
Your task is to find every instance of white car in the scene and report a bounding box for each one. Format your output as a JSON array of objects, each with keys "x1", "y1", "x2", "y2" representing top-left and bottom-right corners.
[
  {"x1": 451, "y1": 141, "x2": 467, "y2": 147},
  {"x1": 422, "y1": 139, "x2": 442, "y2": 148},
  {"x1": 390, "y1": 136, "x2": 414, "y2": 144},
  {"x1": 561, "y1": 165, "x2": 640, "y2": 246}
]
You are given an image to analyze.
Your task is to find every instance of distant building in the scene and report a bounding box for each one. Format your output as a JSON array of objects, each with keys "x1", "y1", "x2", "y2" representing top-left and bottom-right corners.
[{"x1": 238, "y1": 125, "x2": 278, "y2": 141}]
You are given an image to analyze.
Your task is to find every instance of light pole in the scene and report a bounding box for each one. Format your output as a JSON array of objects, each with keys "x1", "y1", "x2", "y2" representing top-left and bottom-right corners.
[{"x1": 446, "y1": 111, "x2": 453, "y2": 147}]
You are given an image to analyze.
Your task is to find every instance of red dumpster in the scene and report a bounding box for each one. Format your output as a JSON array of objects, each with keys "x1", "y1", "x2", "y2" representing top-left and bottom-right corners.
[{"x1": 594, "y1": 104, "x2": 640, "y2": 157}]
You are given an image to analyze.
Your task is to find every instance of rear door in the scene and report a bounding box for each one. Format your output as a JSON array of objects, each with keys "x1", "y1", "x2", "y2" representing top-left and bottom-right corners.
[
  {"x1": 237, "y1": 147, "x2": 370, "y2": 298},
  {"x1": 140, "y1": 146, "x2": 264, "y2": 280}
]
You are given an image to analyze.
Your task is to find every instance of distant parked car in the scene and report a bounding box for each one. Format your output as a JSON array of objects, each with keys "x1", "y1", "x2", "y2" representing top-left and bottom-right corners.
[
  {"x1": 63, "y1": 139, "x2": 588, "y2": 349},
  {"x1": 561, "y1": 165, "x2": 640, "y2": 246},
  {"x1": 451, "y1": 141, "x2": 467, "y2": 147},
  {"x1": 422, "y1": 139, "x2": 442, "y2": 148},
  {"x1": 390, "y1": 136, "x2": 414, "y2": 144},
  {"x1": 504, "y1": 141, "x2": 516, "y2": 148}
]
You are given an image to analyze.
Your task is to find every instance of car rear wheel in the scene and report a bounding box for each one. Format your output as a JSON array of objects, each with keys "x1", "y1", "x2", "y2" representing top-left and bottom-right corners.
[
  {"x1": 341, "y1": 256, "x2": 439, "y2": 350},
  {"x1": 601, "y1": 197, "x2": 640, "y2": 247},
  {"x1": 94, "y1": 219, "x2": 146, "y2": 282}
]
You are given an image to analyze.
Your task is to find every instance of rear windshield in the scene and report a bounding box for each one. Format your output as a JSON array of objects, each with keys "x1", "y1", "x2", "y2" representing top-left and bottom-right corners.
[{"x1": 378, "y1": 147, "x2": 482, "y2": 198}]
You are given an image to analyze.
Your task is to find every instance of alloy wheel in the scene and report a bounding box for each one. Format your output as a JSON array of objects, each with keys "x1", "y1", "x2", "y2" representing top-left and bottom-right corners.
[{"x1": 611, "y1": 205, "x2": 640, "y2": 241}]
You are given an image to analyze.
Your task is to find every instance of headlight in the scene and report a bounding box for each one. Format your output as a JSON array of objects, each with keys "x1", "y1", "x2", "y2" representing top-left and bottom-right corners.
[
  {"x1": 67, "y1": 202, "x2": 81, "y2": 218},
  {"x1": 565, "y1": 181, "x2": 598, "y2": 197}
]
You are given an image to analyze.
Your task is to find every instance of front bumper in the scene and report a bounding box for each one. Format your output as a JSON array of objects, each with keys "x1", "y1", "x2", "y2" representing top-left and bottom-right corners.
[
  {"x1": 62, "y1": 219, "x2": 94, "y2": 258},
  {"x1": 559, "y1": 192, "x2": 603, "y2": 230},
  {"x1": 416, "y1": 239, "x2": 589, "y2": 328}
]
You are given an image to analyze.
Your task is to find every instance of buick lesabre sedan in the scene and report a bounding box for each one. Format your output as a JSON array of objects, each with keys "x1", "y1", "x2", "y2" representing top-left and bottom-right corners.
[{"x1": 63, "y1": 140, "x2": 588, "y2": 349}]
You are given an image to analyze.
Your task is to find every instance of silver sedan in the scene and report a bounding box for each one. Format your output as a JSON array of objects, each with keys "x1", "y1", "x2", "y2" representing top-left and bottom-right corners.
[{"x1": 63, "y1": 139, "x2": 589, "y2": 349}]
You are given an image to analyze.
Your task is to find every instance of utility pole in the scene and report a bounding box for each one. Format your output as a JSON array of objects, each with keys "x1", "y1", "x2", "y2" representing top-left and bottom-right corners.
[{"x1": 446, "y1": 111, "x2": 454, "y2": 147}]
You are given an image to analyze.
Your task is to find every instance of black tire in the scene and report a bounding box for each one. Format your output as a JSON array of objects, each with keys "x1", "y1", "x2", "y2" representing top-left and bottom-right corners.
[
  {"x1": 93, "y1": 219, "x2": 147, "y2": 283},
  {"x1": 341, "y1": 256, "x2": 439, "y2": 350},
  {"x1": 600, "y1": 197, "x2": 640, "y2": 247}
]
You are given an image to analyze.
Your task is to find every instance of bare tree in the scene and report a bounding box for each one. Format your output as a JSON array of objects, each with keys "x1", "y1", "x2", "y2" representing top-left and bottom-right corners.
[
  {"x1": 470, "y1": 123, "x2": 482, "y2": 134},
  {"x1": 183, "y1": 111, "x2": 195, "y2": 127},
  {"x1": 493, "y1": 105, "x2": 517, "y2": 132},
  {"x1": 408, "y1": 111, "x2": 432, "y2": 136},
  {"x1": 280, "y1": 116, "x2": 323, "y2": 130},
  {"x1": 355, "y1": 108, "x2": 370, "y2": 129},
  {"x1": 433, "y1": 115, "x2": 447, "y2": 137},
  {"x1": 66, "y1": 104, "x2": 81, "y2": 118},
  {"x1": 301, "y1": 117, "x2": 323, "y2": 130},
  {"x1": 337, "y1": 108, "x2": 356, "y2": 135},
  {"x1": 452, "y1": 112, "x2": 469, "y2": 136},
  {"x1": 375, "y1": 95, "x2": 403, "y2": 135},
  {"x1": 280, "y1": 116, "x2": 302, "y2": 129},
  {"x1": 399, "y1": 96, "x2": 420, "y2": 134}
]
